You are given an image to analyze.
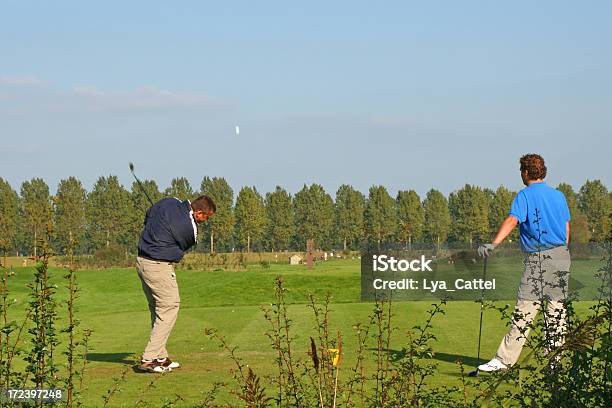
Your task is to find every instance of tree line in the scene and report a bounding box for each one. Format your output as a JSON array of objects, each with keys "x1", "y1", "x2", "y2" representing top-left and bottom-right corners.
[{"x1": 0, "y1": 176, "x2": 609, "y2": 256}]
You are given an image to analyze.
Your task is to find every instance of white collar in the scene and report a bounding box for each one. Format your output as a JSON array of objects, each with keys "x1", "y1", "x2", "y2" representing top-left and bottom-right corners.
[{"x1": 187, "y1": 200, "x2": 198, "y2": 242}]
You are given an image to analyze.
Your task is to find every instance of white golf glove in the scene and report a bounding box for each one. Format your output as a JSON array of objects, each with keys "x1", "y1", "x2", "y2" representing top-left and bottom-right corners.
[{"x1": 477, "y1": 243, "x2": 496, "y2": 257}]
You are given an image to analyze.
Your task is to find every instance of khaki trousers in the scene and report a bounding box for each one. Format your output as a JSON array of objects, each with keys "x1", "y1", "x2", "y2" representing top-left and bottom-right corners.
[
  {"x1": 136, "y1": 256, "x2": 181, "y2": 360},
  {"x1": 496, "y1": 299, "x2": 566, "y2": 366}
]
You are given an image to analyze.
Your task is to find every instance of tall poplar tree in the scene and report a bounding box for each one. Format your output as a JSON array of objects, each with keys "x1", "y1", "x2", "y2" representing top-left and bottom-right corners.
[
  {"x1": 557, "y1": 183, "x2": 591, "y2": 243},
  {"x1": 489, "y1": 186, "x2": 515, "y2": 229},
  {"x1": 449, "y1": 184, "x2": 489, "y2": 246},
  {"x1": 335, "y1": 185, "x2": 365, "y2": 251},
  {"x1": 488, "y1": 186, "x2": 517, "y2": 242},
  {"x1": 364, "y1": 185, "x2": 396, "y2": 250},
  {"x1": 396, "y1": 190, "x2": 424, "y2": 250},
  {"x1": 20, "y1": 178, "x2": 53, "y2": 256},
  {"x1": 578, "y1": 180, "x2": 610, "y2": 242},
  {"x1": 234, "y1": 187, "x2": 266, "y2": 252},
  {"x1": 164, "y1": 177, "x2": 194, "y2": 201},
  {"x1": 54, "y1": 177, "x2": 87, "y2": 254},
  {"x1": 294, "y1": 184, "x2": 335, "y2": 249},
  {"x1": 200, "y1": 177, "x2": 234, "y2": 252},
  {"x1": 423, "y1": 189, "x2": 451, "y2": 248},
  {"x1": 86, "y1": 176, "x2": 131, "y2": 250},
  {"x1": 265, "y1": 186, "x2": 295, "y2": 251},
  {"x1": 0, "y1": 178, "x2": 19, "y2": 257}
]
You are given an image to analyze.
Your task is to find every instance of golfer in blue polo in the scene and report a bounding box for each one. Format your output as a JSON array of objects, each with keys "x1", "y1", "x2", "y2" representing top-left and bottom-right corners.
[{"x1": 477, "y1": 153, "x2": 571, "y2": 372}]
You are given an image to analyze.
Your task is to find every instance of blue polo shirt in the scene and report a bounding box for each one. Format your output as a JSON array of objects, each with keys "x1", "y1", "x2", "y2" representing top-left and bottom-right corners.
[{"x1": 509, "y1": 182, "x2": 570, "y2": 252}]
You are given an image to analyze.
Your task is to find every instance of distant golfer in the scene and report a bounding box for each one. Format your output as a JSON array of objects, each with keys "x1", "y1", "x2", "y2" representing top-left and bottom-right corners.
[
  {"x1": 136, "y1": 196, "x2": 216, "y2": 373},
  {"x1": 477, "y1": 154, "x2": 571, "y2": 372}
]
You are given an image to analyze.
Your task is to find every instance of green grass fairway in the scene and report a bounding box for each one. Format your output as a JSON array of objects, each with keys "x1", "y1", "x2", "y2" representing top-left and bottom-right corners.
[{"x1": 2, "y1": 257, "x2": 602, "y2": 407}]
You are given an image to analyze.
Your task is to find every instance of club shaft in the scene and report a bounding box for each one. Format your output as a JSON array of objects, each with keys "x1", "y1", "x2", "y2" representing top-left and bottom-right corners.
[
  {"x1": 476, "y1": 256, "x2": 488, "y2": 363},
  {"x1": 130, "y1": 168, "x2": 154, "y2": 207},
  {"x1": 476, "y1": 307, "x2": 484, "y2": 362}
]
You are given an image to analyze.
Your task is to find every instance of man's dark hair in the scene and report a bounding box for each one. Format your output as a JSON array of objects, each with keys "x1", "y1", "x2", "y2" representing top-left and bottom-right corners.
[
  {"x1": 520, "y1": 154, "x2": 547, "y2": 180},
  {"x1": 191, "y1": 195, "x2": 216, "y2": 213}
]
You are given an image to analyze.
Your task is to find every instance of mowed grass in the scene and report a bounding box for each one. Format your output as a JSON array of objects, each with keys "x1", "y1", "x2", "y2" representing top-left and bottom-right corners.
[{"x1": 2, "y1": 257, "x2": 602, "y2": 407}]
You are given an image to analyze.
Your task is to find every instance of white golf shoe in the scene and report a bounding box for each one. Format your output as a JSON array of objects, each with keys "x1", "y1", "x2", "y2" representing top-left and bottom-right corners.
[
  {"x1": 478, "y1": 358, "x2": 508, "y2": 372},
  {"x1": 136, "y1": 359, "x2": 172, "y2": 373},
  {"x1": 157, "y1": 357, "x2": 180, "y2": 369}
]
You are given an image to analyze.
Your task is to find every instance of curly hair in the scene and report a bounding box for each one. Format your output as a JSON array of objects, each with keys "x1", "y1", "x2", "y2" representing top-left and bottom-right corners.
[{"x1": 520, "y1": 154, "x2": 547, "y2": 180}]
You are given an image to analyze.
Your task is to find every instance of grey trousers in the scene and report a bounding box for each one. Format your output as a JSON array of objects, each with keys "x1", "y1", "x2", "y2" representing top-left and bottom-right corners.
[
  {"x1": 136, "y1": 257, "x2": 181, "y2": 360},
  {"x1": 496, "y1": 299, "x2": 566, "y2": 366},
  {"x1": 496, "y1": 245, "x2": 570, "y2": 366}
]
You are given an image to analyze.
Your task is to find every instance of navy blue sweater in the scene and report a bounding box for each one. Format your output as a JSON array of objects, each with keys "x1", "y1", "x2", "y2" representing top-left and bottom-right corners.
[{"x1": 138, "y1": 198, "x2": 197, "y2": 262}]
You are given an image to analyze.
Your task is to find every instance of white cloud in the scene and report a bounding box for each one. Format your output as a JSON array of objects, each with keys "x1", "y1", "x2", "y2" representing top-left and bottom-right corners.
[
  {"x1": 0, "y1": 76, "x2": 46, "y2": 86},
  {"x1": 71, "y1": 85, "x2": 215, "y2": 111},
  {"x1": 0, "y1": 76, "x2": 225, "y2": 115}
]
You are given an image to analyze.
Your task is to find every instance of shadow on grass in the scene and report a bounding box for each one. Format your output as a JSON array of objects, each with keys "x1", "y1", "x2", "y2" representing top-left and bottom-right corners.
[
  {"x1": 382, "y1": 348, "x2": 484, "y2": 378},
  {"x1": 432, "y1": 352, "x2": 481, "y2": 368},
  {"x1": 87, "y1": 352, "x2": 135, "y2": 364},
  {"x1": 383, "y1": 349, "x2": 481, "y2": 368}
]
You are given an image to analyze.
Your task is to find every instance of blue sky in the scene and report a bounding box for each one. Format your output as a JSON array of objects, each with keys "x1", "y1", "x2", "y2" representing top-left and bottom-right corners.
[{"x1": 1, "y1": 1, "x2": 610, "y2": 198}]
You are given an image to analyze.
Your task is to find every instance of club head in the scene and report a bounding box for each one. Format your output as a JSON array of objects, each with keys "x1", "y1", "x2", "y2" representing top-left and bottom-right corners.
[
  {"x1": 468, "y1": 369, "x2": 479, "y2": 377},
  {"x1": 129, "y1": 162, "x2": 135, "y2": 172}
]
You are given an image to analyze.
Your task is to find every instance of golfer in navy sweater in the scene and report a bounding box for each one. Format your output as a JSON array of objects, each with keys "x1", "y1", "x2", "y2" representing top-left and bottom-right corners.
[
  {"x1": 136, "y1": 196, "x2": 215, "y2": 373},
  {"x1": 477, "y1": 154, "x2": 571, "y2": 372}
]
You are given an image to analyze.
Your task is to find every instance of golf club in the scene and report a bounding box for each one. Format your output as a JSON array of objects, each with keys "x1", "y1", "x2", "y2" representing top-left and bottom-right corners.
[
  {"x1": 129, "y1": 162, "x2": 154, "y2": 207},
  {"x1": 468, "y1": 255, "x2": 487, "y2": 377}
]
